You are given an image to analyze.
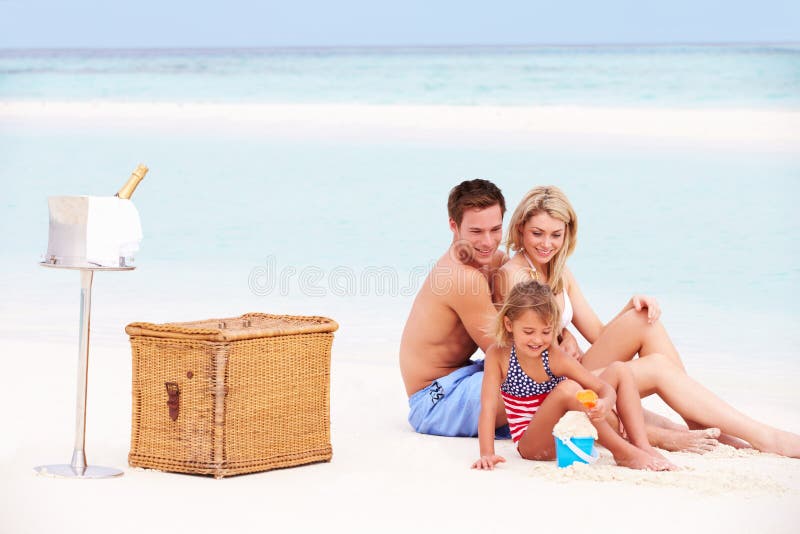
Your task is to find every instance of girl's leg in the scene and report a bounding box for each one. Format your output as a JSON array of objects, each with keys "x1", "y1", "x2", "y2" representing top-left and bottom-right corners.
[
  {"x1": 626, "y1": 354, "x2": 800, "y2": 458},
  {"x1": 592, "y1": 366, "x2": 720, "y2": 453},
  {"x1": 581, "y1": 309, "x2": 684, "y2": 372},
  {"x1": 516, "y1": 379, "x2": 669, "y2": 470},
  {"x1": 600, "y1": 363, "x2": 677, "y2": 469}
]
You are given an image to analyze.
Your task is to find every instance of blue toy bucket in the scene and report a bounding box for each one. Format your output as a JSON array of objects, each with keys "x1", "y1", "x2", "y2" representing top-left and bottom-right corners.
[{"x1": 553, "y1": 435, "x2": 598, "y2": 468}]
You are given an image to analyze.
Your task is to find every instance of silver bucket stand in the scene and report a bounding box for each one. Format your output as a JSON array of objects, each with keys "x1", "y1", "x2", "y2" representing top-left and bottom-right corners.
[{"x1": 34, "y1": 262, "x2": 133, "y2": 479}]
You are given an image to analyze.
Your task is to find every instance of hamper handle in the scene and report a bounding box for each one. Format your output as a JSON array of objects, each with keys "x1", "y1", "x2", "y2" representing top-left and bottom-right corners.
[
  {"x1": 218, "y1": 319, "x2": 251, "y2": 329},
  {"x1": 165, "y1": 382, "x2": 180, "y2": 421}
]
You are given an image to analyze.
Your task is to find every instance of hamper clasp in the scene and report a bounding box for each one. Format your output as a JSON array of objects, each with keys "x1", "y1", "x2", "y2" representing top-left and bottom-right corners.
[{"x1": 165, "y1": 382, "x2": 180, "y2": 421}]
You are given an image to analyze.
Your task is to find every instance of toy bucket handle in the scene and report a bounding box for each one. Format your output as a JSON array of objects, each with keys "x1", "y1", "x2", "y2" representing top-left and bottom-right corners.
[{"x1": 559, "y1": 437, "x2": 599, "y2": 464}]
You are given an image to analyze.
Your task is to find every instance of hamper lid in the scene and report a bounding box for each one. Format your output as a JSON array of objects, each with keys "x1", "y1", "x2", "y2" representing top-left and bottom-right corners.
[{"x1": 125, "y1": 312, "x2": 338, "y2": 342}]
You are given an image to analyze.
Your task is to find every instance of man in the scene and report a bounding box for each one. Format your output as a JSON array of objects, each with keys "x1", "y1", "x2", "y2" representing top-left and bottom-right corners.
[{"x1": 400, "y1": 179, "x2": 511, "y2": 437}]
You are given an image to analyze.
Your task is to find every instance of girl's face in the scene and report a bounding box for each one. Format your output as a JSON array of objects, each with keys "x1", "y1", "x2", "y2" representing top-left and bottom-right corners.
[
  {"x1": 504, "y1": 310, "x2": 553, "y2": 357},
  {"x1": 520, "y1": 212, "x2": 566, "y2": 266}
]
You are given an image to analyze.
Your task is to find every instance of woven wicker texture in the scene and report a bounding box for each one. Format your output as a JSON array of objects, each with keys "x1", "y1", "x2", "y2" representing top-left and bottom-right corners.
[
  {"x1": 128, "y1": 313, "x2": 336, "y2": 478},
  {"x1": 125, "y1": 312, "x2": 338, "y2": 341}
]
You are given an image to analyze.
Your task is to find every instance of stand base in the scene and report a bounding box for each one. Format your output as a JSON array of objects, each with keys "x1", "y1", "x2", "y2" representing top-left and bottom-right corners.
[{"x1": 34, "y1": 464, "x2": 124, "y2": 479}]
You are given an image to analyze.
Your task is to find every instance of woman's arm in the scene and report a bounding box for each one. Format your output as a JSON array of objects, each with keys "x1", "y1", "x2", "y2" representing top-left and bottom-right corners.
[
  {"x1": 566, "y1": 267, "x2": 663, "y2": 345},
  {"x1": 472, "y1": 346, "x2": 507, "y2": 469},
  {"x1": 564, "y1": 268, "x2": 605, "y2": 344},
  {"x1": 557, "y1": 328, "x2": 583, "y2": 362},
  {"x1": 609, "y1": 294, "x2": 662, "y2": 324}
]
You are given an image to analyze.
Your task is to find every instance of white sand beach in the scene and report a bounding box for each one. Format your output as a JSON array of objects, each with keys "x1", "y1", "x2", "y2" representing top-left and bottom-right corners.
[
  {"x1": 2, "y1": 101, "x2": 800, "y2": 533},
  {"x1": 1, "y1": 335, "x2": 799, "y2": 534},
  {"x1": 2, "y1": 100, "x2": 799, "y2": 151}
]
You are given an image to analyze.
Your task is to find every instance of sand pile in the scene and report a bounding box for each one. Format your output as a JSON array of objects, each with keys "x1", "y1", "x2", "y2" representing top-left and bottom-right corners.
[
  {"x1": 553, "y1": 410, "x2": 598, "y2": 440},
  {"x1": 528, "y1": 445, "x2": 792, "y2": 495}
]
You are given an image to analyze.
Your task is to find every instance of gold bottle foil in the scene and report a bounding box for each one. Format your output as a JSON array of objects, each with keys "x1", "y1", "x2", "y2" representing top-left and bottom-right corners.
[{"x1": 115, "y1": 164, "x2": 148, "y2": 199}]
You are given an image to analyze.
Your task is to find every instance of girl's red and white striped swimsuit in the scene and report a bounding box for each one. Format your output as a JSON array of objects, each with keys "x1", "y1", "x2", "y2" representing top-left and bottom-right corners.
[{"x1": 500, "y1": 346, "x2": 565, "y2": 443}]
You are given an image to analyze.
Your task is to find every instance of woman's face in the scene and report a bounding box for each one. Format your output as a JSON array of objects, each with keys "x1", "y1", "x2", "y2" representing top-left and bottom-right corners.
[{"x1": 520, "y1": 212, "x2": 566, "y2": 266}]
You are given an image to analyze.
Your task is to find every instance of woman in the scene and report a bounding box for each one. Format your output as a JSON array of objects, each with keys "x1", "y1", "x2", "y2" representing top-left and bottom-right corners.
[
  {"x1": 493, "y1": 185, "x2": 800, "y2": 457},
  {"x1": 494, "y1": 185, "x2": 679, "y2": 372}
]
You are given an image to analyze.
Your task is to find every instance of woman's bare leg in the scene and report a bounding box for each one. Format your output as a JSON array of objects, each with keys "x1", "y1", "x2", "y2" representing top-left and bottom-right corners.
[
  {"x1": 631, "y1": 356, "x2": 745, "y2": 447},
  {"x1": 581, "y1": 309, "x2": 684, "y2": 372},
  {"x1": 516, "y1": 379, "x2": 669, "y2": 470},
  {"x1": 626, "y1": 354, "x2": 800, "y2": 458}
]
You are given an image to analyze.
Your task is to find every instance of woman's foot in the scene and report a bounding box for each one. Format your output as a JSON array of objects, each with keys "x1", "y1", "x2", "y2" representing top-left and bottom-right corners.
[
  {"x1": 717, "y1": 433, "x2": 753, "y2": 450},
  {"x1": 754, "y1": 429, "x2": 800, "y2": 458},
  {"x1": 648, "y1": 426, "x2": 720, "y2": 454}
]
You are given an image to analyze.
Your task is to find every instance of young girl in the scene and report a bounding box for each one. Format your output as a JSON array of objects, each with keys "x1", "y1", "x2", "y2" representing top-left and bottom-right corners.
[{"x1": 472, "y1": 280, "x2": 676, "y2": 471}]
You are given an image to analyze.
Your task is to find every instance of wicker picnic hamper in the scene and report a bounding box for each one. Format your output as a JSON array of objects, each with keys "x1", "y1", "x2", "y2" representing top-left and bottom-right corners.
[{"x1": 126, "y1": 312, "x2": 338, "y2": 478}]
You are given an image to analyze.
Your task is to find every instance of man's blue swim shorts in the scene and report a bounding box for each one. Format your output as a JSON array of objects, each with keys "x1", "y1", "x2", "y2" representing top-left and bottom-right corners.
[{"x1": 407, "y1": 359, "x2": 511, "y2": 439}]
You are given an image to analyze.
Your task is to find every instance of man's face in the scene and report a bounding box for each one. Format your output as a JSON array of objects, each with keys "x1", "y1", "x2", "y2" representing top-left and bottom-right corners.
[{"x1": 451, "y1": 204, "x2": 504, "y2": 266}]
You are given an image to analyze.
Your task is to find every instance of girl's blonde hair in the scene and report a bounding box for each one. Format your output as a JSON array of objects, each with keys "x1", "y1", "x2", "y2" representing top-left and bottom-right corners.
[
  {"x1": 494, "y1": 280, "x2": 561, "y2": 347},
  {"x1": 505, "y1": 185, "x2": 577, "y2": 294}
]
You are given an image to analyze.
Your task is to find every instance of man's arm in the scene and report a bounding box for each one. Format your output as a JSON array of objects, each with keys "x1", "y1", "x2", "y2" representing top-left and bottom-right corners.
[{"x1": 449, "y1": 267, "x2": 498, "y2": 353}]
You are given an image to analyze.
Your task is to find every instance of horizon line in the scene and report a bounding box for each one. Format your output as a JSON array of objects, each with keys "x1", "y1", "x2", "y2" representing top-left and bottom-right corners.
[{"x1": 1, "y1": 40, "x2": 799, "y2": 53}]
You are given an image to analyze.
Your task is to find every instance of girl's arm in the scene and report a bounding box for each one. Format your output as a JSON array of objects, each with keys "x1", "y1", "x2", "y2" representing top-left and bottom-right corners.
[
  {"x1": 472, "y1": 345, "x2": 507, "y2": 470},
  {"x1": 547, "y1": 344, "x2": 616, "y2": 421}
]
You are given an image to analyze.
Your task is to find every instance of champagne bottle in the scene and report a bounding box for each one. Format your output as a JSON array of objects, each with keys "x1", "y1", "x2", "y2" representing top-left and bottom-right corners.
[{"x1": 115, "y1": 164, "x2": 148, "y2": 199}]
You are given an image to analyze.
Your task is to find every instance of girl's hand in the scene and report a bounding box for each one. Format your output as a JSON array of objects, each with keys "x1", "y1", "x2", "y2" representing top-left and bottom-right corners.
[
  {"x1": 587, "y1": 397, "x2": 612, "y2": 421},
  {"x1": 471, "y1": 455, "x2": 506, "y2": 470},
  {"x1": 632, "y1": 295, "x2": 661, "y2": 324}
]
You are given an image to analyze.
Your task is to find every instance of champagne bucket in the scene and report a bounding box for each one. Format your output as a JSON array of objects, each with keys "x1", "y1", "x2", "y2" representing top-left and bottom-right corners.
[
  {"x1": 35, "y1": 167, "x2": 146, "y2": 479},
  {"x1": 45, "y1": 195, "x2": 143, "y2": 268}
]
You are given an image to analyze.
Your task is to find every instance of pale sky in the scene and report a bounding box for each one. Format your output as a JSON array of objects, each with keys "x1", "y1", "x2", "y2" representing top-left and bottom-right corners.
[{"x1": 1, "y1": 0, "x2": 799, "y2": 48}]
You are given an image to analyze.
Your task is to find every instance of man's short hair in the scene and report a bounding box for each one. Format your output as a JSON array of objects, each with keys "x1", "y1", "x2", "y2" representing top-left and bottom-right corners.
[{"x1": 447, "y1": 179, "x2": 506, "y2": 226}]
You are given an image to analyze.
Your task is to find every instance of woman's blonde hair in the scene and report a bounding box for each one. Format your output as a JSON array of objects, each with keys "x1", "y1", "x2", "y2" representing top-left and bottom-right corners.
[
  {"x1": 494, "y1": 280, "x2": 561, "y2": 347},
  {"x1": 505, "y1": 185, "x2": 577, "y2": 294}
]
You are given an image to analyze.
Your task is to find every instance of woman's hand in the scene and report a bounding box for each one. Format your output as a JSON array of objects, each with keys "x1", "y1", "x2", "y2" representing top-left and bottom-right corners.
[
  {"x1": 558, "y1": 329, "x2": 584, "y2": 362},
  {"x1": 631, "y1": 294, "x2": 661, "y2": 324},
  {"x1": 471, "y1": 454, "x2": 506, "y2": 470}
]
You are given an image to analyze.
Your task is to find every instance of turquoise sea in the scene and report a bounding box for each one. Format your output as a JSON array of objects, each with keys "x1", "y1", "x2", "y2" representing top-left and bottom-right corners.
[
  {"x1": 1, "y1": 44, "x2": 800, "y2": 107},
  {"x1": 1, "y1": 45, "x2": 798, "y2": 374}
]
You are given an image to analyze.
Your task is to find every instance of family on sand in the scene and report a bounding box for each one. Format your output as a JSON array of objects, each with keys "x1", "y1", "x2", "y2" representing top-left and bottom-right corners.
[{"x1": 399, "y1": 180, "x2": 800, "y2": 470}]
